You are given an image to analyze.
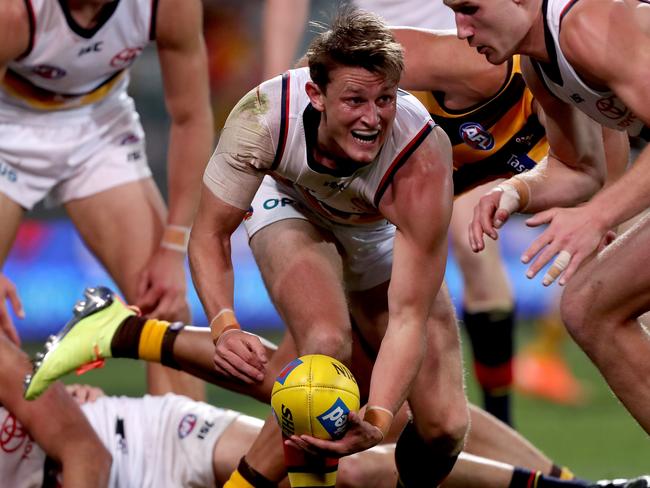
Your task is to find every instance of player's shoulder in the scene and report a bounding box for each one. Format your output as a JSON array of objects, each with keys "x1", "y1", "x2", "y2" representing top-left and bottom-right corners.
[{"x1": 396, "y1": 89, "x2": 434, "y2": 124}]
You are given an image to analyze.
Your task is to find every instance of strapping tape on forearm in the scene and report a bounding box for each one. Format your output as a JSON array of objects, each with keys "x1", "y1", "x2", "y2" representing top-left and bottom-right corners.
[
  {"x1": 364, "y1": 405, "x2": 394, "y2": 439},
  {"x1": 161, "y1": 225, "x2": 191, "y2": 253},
  {"x1": 210, "y1": 308, "x2": 241, "y2": 342}
]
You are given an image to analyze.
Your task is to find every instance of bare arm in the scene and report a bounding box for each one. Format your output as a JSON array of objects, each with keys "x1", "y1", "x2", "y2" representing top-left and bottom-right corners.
[
  {"x1": 135, "y1": 0, "x2": 214, "y2": 318},
  {"x1": 0, "y1": 0, "x2": 31, "y2": 78},
  {"x1": 516, "y1": 56, "x2": 607, "y2": 211},
  {"x1": 372, "y1": 126, "x2": 454, "y2": 415},
  {"x1": 512, "y1": 0, "x2": 650, "y2": 285},
  {"x1": 0, "y1": 336, "x2": 111, "y2": 487},
  {"x1": 557, "y1": 0, "x2": 650, "y2": 229},
  {"x1": 262, "y1": 0, "x2": 311, "y2": 78},
  {"x1": 189, "y1": 185, "x2": 247, "y2": 325},
  {"x1": 468, "y1": 56, "x2": 607, "y2": 252},
  {"x1": 156, "y1": 0, "x2": 214, "y2": 232},
  {"x1": 394, "y1": 27, "x2": 503, "y2": 96}
]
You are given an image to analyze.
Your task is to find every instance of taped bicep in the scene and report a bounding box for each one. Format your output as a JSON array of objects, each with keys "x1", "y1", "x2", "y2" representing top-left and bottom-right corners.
[{"x1": 203, "y1": 89, "x2": 277, "y2": 210}]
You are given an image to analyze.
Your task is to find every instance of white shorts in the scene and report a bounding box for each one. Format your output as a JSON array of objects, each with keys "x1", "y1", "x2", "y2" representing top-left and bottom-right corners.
[
  {"x1": 0, "y1": 98, "x2": 151, "y2": 210},
  {"x1": 81, "y1": 394, "x2": 240, "y2": 488},
  {"x1": 244, "y1": 176, "x2": 395, "y2": 291}
]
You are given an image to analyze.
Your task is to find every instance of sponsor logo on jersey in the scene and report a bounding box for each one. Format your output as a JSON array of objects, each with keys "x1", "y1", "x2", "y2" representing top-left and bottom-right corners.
[
  {"x1": 0, "y1": 413, "x2": 29, "y2": 454},
  {"x1": 78, "y1": 41, "x2": 103, "y2": 57},
  {"x1": 263, "y1": 197, "x2": 295, "y2": 210},
  {"x1": 459, "y1": 122, "x2": 494, "y2": 151},
  {"x1": 110, "y1": 47, "x2": 143, "y2": 69},
  {"x1": 506, "y1": 154, "x2": 536, "y2": 173},
  {"x1": 178, "y1": 413, "x2": 198, "y2": 439},
  {"x1": 243, "y1": 206, "x2": 254, "y2": 221},
  {"x1": 275, "y1": 357, "x2": 303, "y2": 385},
  {"x1": 31, "y1": 65, "x2": 66, "y2": 79},
  {"x1": 0, "y1": 163, "x2": 17, "y2": 183},
  {"x1": 127, "y1": 150, "x2": 142, "y2": 162},
  {"x1": 596, "y1": 95, "x2": 629, "y2": 120},
  {"x1": 197, "y1": 420, "x2": 215, "y2": 440},
  {"x1": 323, "y1": 180, "x2": 349, "y2": 192},
  {"x1": 317, "y1": 398, "x2": 350, "y2": 439}
]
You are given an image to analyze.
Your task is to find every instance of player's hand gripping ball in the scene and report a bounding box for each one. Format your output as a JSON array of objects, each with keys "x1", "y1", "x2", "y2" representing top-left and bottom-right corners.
[{"x1": 271, "y1": 354, "x2": 360, "y2": 440}]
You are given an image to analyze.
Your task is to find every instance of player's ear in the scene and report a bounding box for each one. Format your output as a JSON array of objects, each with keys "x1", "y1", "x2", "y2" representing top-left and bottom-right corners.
[{"x1": 305, "y1": 81, "x2": 325, "y2": 112}]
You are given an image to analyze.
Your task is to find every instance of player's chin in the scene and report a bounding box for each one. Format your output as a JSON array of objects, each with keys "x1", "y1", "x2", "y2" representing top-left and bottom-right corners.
[{"x1": 346, "y1": 139, "x2": 381, "y2": 163}]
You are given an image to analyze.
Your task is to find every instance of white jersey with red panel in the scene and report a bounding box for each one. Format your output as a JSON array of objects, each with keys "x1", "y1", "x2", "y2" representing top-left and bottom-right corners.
[
  {"x1": 530, "y1": 0, "x2": 646, "y2": 136},
  {"x1": 0, "y1": 0, "x2": 155, "y2": 114},
  {"x1": 267, "y1": 68, "x2": 435, "y2": 225}
]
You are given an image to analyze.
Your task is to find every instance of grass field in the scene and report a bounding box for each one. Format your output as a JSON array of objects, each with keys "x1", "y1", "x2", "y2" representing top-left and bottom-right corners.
[{"x1": 26, "y1": 323, "x2": 649, "y2": 481}]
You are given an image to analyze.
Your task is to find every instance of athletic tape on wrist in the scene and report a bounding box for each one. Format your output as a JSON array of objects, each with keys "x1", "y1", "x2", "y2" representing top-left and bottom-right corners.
[
  {"x1": 496, "y1": 176, "x2": 531, "y2": 214},
  {"x1": 364, "y1": 405, "x2": 394, "y2": 439},
  {"x1": 210, "y1": 308, "x2": 241, "y2": 342},
  {"x1": 161, "y1": 225, "x2": 191, "y2": 253}
]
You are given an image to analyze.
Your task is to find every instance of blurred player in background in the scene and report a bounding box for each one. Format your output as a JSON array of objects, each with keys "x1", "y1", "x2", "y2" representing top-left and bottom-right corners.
[{"x1": 0, "y1": 0, "x2": 212, "y2": 399}]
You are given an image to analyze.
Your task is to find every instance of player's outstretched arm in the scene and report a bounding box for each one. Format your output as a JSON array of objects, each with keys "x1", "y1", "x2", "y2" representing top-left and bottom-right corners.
[
  {"x1": 0, "y1": 335, "x2": 111, "y2": 487},
  {"x1": 189, "y1": 185, "x2": 270, "y2": 383},
  {"x1": 292, "y1": 126, "x2": 454, "y2": 457}
]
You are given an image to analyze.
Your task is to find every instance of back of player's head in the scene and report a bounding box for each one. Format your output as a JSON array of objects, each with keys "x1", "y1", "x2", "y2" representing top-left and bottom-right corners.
[{"x1": 307, "y1": 7, "x2": 404, "y2": 92}]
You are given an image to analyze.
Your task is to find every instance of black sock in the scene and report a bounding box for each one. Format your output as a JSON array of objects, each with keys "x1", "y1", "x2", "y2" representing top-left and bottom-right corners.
[
  {"x1": 463, "y1": 307, "x2": 515, "y2": 425},
  {"x1": 394, "y1": 421, "x2": 459, "y2": 487},
  {"x1": 110, "y1": 315, "x2": 183, "y2": 369},
  {"x1": 509, "y1": 467, "x2": 589, "y2": 488}
]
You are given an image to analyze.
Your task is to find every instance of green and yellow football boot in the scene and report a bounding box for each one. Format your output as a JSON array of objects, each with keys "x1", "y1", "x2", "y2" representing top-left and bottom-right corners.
[{"x1": 24, "y1": 286, "x2": 136, "y2": 400}]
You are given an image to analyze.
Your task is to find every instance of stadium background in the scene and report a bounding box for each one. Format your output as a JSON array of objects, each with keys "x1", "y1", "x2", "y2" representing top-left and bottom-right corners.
[{"x1": 10, "y1": 0, "x2": 648, "y2": 479}]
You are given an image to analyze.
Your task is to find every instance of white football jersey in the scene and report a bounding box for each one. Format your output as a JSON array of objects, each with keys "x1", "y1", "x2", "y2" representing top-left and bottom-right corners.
[
  {"x1": 1, "y1": 0, "x2": 155, "y2": 111},
  {"x1": 253, "y1": 68, "x2": 436, "y2": 225},
  {"x1": 530, "y1": 0, "x2": 647, "y2": 137}
]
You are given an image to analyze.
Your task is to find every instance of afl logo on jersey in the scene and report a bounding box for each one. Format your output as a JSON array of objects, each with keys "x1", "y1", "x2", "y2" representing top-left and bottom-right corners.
[
  {"x1": 110, "y1": 47, "x2": 144, "y2": 68},
  {"x1": 178, "y1": 413, "x2": 198, "y2": 439},
  {"x1": 31, "y1": 65, "x2": 66, "y2": 79},
  {"x1": 459, "y1": 122, "x2": 494, "y2": 151}
]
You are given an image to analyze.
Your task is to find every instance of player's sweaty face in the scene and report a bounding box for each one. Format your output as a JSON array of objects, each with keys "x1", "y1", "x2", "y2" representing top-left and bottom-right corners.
[{"x1": 319, "y1": 67, "x2": 397, "y2": 165}]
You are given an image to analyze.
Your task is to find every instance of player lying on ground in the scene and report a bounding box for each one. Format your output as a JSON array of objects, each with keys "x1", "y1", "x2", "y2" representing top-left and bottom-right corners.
[{"x1": 20, "y1": 286, "x2": 649, "y2": 487}]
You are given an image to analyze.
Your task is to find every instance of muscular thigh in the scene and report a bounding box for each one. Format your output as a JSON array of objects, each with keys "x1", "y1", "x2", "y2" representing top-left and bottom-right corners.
[
  {"x1": 567, "y1": 212, "x2": 650, "y2": 322},
  {"x1": 249, "y1": 219, "x2": 350, "y2": 348},
  {"x1": 64, "y1": 178, "x2": 166, "y2": 301}
]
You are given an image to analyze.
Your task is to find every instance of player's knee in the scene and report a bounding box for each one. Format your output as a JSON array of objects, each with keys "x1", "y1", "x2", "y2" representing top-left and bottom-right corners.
[
  {"x1": 561, "y1": 278, "x2": 613, "y2": 347},
  {"x1": 337, "y1": 454, "x2": 373, "y2": 488},
  {"x1": 299, "y1": 326, "x2": 352, "y2": 362}
]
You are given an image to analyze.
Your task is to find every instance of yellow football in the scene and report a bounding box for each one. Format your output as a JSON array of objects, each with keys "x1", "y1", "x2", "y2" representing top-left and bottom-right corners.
[{"x1": 271, "y1": 354, "x2": 360, "y2": 440}]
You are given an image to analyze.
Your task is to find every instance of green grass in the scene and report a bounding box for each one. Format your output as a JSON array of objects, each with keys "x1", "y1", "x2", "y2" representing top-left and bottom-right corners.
[{"x1": 25, "y1": 323, "x2": 649, "y2": 480}]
